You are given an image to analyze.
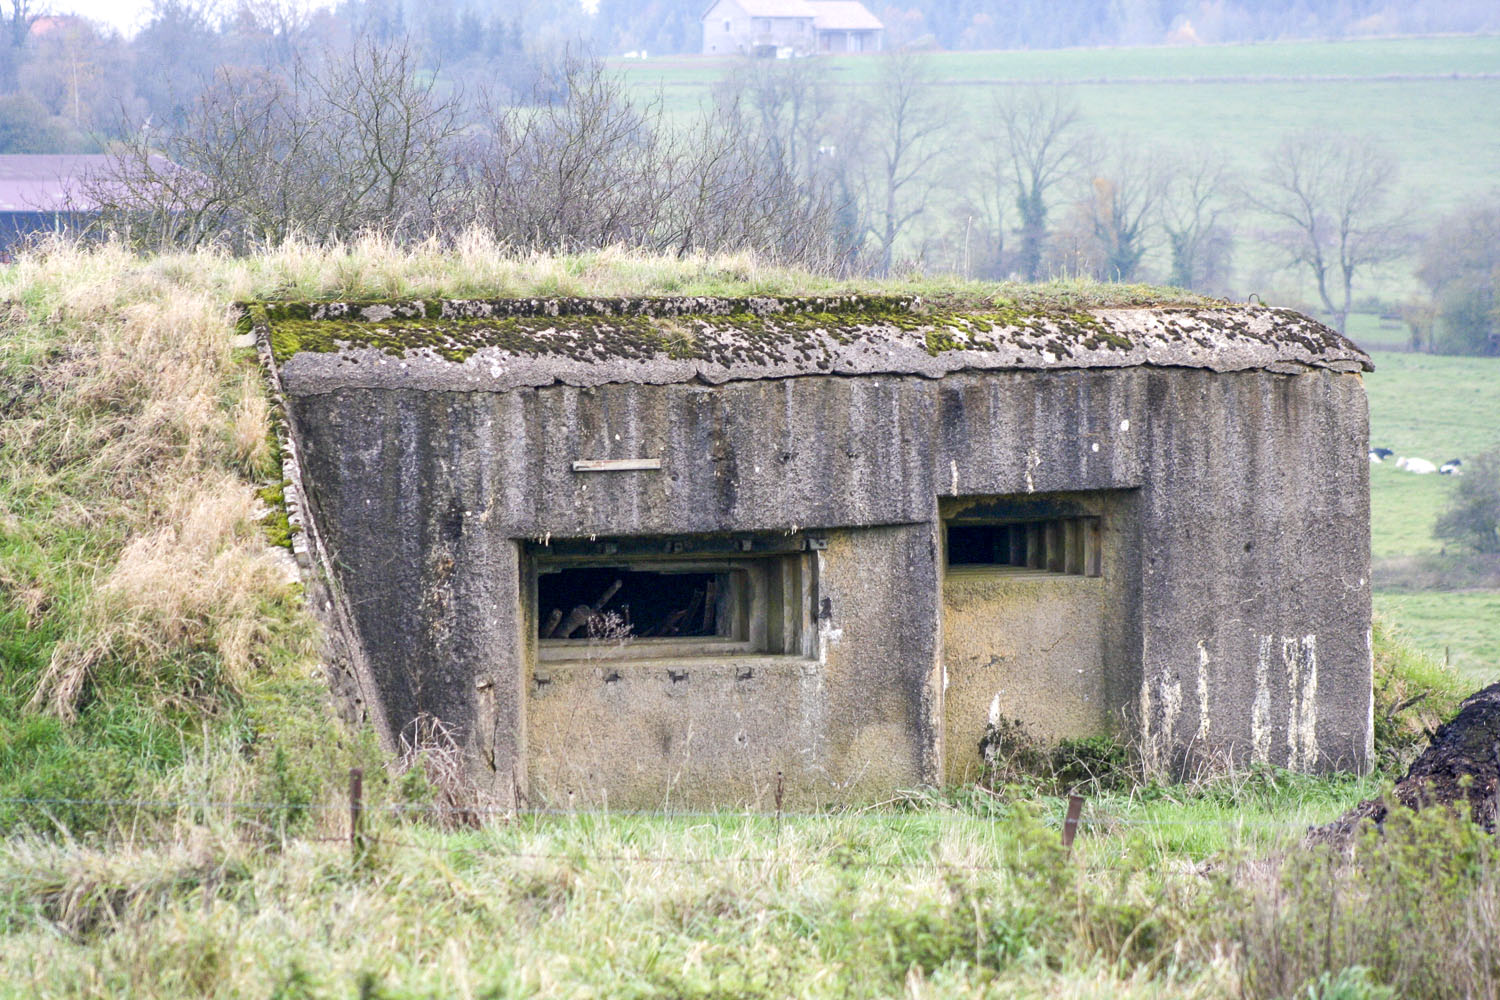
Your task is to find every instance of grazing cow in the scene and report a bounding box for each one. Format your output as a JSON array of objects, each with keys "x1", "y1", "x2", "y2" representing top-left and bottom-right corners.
[
  {"x1": 1440, "y1": 459, "x2": 1463, "y2": 476},
  {"x1": 1397, "y1": 457, "x2": 1438, "y2": 474}
]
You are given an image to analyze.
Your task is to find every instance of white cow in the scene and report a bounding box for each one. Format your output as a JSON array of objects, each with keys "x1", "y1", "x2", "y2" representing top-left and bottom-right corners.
[{"x1": 1396, "y1": 457, "x2": 1438, "y2": 474}]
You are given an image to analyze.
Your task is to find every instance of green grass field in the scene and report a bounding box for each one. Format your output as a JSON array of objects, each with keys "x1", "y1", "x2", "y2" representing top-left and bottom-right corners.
[{"x1": 1364, "y1": 348, "x2": 1500, "y2": 687}]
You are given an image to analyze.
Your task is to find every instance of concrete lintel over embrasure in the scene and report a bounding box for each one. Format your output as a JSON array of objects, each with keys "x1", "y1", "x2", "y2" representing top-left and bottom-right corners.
[{"x1": 252, "y1": 295, "x2": 1373, "y2": 396}]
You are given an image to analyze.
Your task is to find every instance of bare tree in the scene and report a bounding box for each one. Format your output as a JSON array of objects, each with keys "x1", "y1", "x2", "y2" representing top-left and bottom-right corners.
[
  {"x1": 1159, "y1": 152, "x2": 1235, "y2": 292},
  {"x1": 662, "y1": 91, "x2": 850, "y2": 267},
  {"x1": 463, "y1": 55, "x2": 670, "y2": 250},
  {"x1": 315, "y1": 39, "x2": 462, "y2": 235},
  {"x1": 0, "y1": 0, "x2": 44, "y2": 92},
  {"x1": 225, "y1": 0, "x2": 314, "y2": 68},
  {"x1": 853, "y1": 48, "x2": 948, "y2": 275},
  {"x1": 460, "y1": 55, "x2": 850, "y2": 267},
  {"x1": 993, "y1": 87, "x2": 1088, "y2": 281},
  {"x1": 715, "y1": 56, "x2": 835, "y2": 185},
  {"x1": 90, "y1": 38, "x2": 463, "y2": 249},
  {"x1": 951, "y1": 115, "x2": 1012, "y2": 278},
  {"x1": 1081, "y1": 147, "x2": 1160, "y2": 282},
  {"x1": 1246, "y1": 130, "x2": 1408, "y2": 334}
]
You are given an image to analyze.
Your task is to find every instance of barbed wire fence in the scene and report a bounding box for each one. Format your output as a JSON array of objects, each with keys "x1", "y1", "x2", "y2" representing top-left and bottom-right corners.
[{"x1": 0, "y1": 767, "x2": 1365, "y2": 870}]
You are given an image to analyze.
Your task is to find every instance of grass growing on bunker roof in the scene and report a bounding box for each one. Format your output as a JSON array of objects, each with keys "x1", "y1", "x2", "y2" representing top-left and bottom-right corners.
[{"x1": 235, "y1": 245, "x2": 1229, "y2": 365}]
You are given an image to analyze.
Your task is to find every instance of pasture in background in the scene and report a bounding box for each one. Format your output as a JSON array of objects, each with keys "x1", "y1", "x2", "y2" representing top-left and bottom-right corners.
[{"x1": 1365, "y1": 348, "x2": 1500, "y2": 687}]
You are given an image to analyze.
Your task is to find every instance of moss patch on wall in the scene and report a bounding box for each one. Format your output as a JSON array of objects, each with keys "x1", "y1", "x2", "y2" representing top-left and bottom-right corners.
[{"x1": 257, "y1": 480, "x2": 295, "y2": 550}]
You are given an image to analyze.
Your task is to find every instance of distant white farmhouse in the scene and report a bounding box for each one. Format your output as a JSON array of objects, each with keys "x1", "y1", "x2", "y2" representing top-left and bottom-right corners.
[
  {"x1": 701, "y1": 0, "x2": 883, "y2": 55},
  {"x1": 809, "y1": 1, "x2": 884, "y2": 52}
]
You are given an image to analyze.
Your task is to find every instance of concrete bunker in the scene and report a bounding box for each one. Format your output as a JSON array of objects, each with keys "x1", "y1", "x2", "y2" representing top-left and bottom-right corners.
[{"x1": 253, "y1": 293, "x2": 1376, "y2": 809}]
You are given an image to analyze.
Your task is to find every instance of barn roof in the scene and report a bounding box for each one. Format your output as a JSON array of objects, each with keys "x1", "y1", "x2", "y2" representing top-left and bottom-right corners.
[
  {"x1": 254, "y1": 295, "x2": 1373, "y2": 395},
  {"x1": 710, "y1": 0, "x2": 817, "y2": 18},
  {"x1": 0, "y1": 153, "x2": 186, "y2": 213},
  {"x1": 0, "y1": 154, "x2": 110, "y2": 212}
]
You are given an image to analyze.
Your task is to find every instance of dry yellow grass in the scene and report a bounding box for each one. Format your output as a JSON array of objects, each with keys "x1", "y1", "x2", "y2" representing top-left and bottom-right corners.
[{"x1": 0, "y1": 235, "x2": 821, "y2": 721}]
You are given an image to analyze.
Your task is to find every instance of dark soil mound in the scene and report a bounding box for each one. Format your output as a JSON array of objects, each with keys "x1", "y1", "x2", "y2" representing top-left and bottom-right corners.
[{"x1": 1318, "y1": 682, "x2": 1500, "y2": 842}]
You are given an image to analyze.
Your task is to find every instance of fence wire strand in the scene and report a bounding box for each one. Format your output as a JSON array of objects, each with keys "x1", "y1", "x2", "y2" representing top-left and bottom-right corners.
[{"x1": 0, "y1": 791, "x2": 1331, "y2": 873}]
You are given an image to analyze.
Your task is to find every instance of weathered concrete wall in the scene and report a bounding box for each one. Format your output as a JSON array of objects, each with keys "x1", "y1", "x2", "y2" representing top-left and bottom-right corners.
[
  {"x1": 1135, "y1": 368, "x2": 1372, "y2": 773},
  {"x1": 524, "y1": 524, "x2": 939, "y2": 808},
  {"x1": 284, "y1": 362, "x2": 1372, "y2": 803}
]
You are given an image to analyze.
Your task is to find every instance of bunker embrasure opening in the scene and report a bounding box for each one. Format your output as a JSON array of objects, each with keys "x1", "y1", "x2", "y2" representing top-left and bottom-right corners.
[
  {"x1": 945, "y1": 517, "x2": 1102, "y2": 576},
  {"x1": 531, "y1": 536, "x2": 819, "y2": 663}
]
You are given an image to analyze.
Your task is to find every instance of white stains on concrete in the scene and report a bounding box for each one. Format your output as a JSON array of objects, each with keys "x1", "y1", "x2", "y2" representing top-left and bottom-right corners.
[
  {"x1": 1252, "y1": 635, "x2": 1273, "y2": 763},
  {"x1": 1024, "y1": 448, "x2": 1041, "y2": 493},
  {"x1": 1283, "y1": 634, "x2": 1318, "y2": 770},
  {"x1": 988, "y1": 692, "x2": 1001, "y2": 727},
  {"x1": 950, "y1": 459, "x2": 959, "y2": 496},
  {"x1": 1091, "y1": 441, "x2": 1100, "y2": 453},
  {"x1": 1364, "y1": 627, "x2": 1376, "y2": 767},
  {"x1": 1195, "y1": 640, "x2": 1211, "y2": 743},
  {"x1": 1158, "y1": 669, "x2": 1183, "y2": 753},
  {"x1": 1119, "y1": 418, "x2": 1130, "y2": 432},
  {"x1": 1138, "y1": 672, "x2": 1153, "y2": 761}
]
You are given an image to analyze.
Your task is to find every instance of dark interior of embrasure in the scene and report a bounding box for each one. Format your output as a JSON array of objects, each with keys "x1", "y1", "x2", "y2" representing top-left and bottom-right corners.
[{"x1": 537, "y1": 567, "x2": 729, "y2": 640}]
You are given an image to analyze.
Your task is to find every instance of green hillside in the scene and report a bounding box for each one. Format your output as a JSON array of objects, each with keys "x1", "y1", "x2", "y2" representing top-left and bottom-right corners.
[{"x1": 618, "y1": 35, "x2": 1500, "y2": 220}]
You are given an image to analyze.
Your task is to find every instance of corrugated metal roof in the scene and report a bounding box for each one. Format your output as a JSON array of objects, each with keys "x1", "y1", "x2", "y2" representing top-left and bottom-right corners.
[
  {"x1": 0, "y1": 154, "x2": 113, "y2": 212},
  {"x1": 809, "y1": 0, "x2": 883, "y2": 31}
]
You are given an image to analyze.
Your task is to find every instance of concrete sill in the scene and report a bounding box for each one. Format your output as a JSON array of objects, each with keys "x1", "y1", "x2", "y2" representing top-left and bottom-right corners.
[
  {"x1": 537, "y1": 637, "x2": 759, "y2": 663},
  {"x1": 945, "y1": 566, "x2": 1103, "y2": 581}
]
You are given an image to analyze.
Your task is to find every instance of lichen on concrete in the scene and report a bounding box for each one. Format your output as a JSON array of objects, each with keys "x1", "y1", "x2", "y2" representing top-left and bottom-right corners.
[{"x1": 246, "y1": 295, "x2": 1373, "y2": 398}]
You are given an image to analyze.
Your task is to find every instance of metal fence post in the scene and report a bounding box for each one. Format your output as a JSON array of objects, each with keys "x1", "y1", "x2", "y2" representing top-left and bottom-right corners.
[
  {"x1": 349, "y1": 767, "x2": 365, "y2": 861},
  {"x1": 1062, "y1": 794, "x2": 1084, "y2": 852}
]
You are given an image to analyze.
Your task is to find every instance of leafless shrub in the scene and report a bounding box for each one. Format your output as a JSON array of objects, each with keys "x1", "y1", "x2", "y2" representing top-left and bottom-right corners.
[
  {"x1": 94, "y1": 46, "x2": 852, "y2": 269},
  {"x1": 396, "y1": 712, "x2": 494, "y2": 828},
  {"x1": 460, "y1": 55, "x2": 669, "y2": 252},
  {"x1": 88, "y1": 37, "x2": 462, "y2": 250}
]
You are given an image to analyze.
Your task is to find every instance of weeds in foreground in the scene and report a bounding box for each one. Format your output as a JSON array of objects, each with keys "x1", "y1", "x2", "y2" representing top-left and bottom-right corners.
[{"x1": 0, "y1": 795, "x2": 1493, "y2": 999}]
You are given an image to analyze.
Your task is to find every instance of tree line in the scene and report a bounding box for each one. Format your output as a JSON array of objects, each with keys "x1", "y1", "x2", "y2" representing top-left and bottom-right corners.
[
  {"x1": 77, "y1": 41, "x2": 1500, "y2": 353},
  {"x1": 597, "y1": 0, "x2": 1498, "y2": 58},
  {"x1": 0, "y1": 3, "x2": 1486, "y2": 353}
]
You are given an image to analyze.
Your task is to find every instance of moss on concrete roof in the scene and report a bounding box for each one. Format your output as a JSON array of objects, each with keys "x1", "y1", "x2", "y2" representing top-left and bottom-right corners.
[{"x1": 249, "y1": 292, "x2": 1372, "y2": 395}]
